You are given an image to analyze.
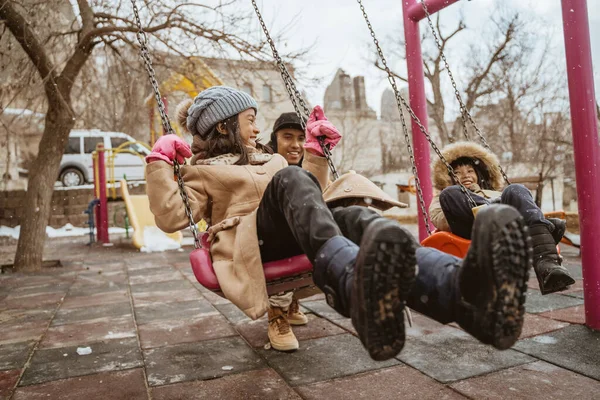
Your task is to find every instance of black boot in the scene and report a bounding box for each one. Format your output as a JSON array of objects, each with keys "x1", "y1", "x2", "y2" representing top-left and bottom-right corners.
[
  {"x1": 530, "y1": 224, "x2": 575, "y2": 295},
  {"x1": 409, "y1": 204, "x2": 531, "y2": 350},
  {"x1": 547, "y1": 218, "x2": 566, "y2": 245},
  {"x1": 313, "y1": 218, "x2": 417, "y2": 361}
]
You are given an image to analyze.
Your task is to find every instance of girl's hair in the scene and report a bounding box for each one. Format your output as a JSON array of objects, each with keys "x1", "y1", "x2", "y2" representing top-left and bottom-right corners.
[
  {"x1": 450, "y1": 156, "x2": 493, "y2": 190},
  {"x1": 177, "y1": 99, "x2": 271, "y2": 165},
  {"x1": 268, "y1": 131, "x2": 278, "y2": 153}
]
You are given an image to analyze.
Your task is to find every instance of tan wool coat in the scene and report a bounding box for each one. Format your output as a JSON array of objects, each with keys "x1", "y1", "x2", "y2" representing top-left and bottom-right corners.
[
  {"x1": 146, "y1": 150, "x2": 405, "y2": 320},
  {"x1": 429, "y1": 141, "x2": 504, "y2": 232}
]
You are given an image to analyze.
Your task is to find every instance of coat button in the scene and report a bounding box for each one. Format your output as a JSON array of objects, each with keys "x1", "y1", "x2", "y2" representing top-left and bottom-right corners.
[
  {"x1": 344, "y1": 187, "x2": 352, "y2": 192},
  {"x1": 256, "y1": 171, "x2": 266, "y2": 175}
]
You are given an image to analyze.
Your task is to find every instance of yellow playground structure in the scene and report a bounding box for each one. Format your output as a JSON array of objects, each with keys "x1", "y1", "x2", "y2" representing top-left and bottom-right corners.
[
  {"x1": 120, "y1": 179, "x2": 182, "y2": 249},
  {"x1": 146, "y1": 57, "x2": 223, "y2": 145},
  {"x1": 108, "y1": 58, "x2": 220, "y2": 249}
]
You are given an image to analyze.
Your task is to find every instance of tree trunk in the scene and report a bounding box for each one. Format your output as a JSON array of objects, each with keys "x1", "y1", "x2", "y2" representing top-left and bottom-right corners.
[
  {"x1": 13, "y1": 102, "x2": 75, "y2": 271},
  {"x1": 534, "y1": 176, "x2": 545, "y2": 209}
]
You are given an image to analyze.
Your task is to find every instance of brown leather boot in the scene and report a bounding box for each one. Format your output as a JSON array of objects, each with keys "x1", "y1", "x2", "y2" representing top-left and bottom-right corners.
[
  {"x1": 287, "y1": 298, "x2": 309, "y2": 326},
  {"x1": 268, "y1": 307, "x2": 299, "y2": 351}
]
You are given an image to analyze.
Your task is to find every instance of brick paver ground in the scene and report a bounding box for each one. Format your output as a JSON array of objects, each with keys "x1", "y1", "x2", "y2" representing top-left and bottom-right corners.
[{"x1": 0, "y1": 234, "x2": 598, "y2": 399}]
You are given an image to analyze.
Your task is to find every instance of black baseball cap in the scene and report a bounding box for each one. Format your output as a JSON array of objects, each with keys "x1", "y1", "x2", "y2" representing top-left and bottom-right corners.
[{"x1": 272, "y1": 112, "x2": 305, "y2": 134}]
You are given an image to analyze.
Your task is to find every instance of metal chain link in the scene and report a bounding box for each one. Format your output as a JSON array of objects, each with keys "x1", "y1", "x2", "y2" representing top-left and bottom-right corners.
[
  {"x1": 251, "y1": 0, "x2": 339, "y2": 180},
  {"x1": 131, "y1": 0, "x2": 201, "y2": 248},
  {"x1": 357, "y1": 0, "x2": 478, "y2": 214},
  {"x1": 420, "y1": 1, "x2": 511, "y2": 185}
]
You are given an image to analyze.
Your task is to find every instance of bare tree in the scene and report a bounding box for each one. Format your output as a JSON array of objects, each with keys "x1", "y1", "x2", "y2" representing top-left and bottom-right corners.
[
  {"x1": 329, "y1": 110, "x2": 380, "y2": 176},
  {"x1": 374, "y1": 11, "x2": 523, "y2": 146},
  {"x1": 528, "y1": 108, "x2": 572, "y2": 206},
  {"x1": 0, "y1": 0, "x2": 296, "y2": 271}
]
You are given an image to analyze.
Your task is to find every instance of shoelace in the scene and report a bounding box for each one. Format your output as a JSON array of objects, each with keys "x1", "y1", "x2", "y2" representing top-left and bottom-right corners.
[
  {"x1": 288, "y1": 300, "x2": 299, "y2": 315},
  {"x1": 273, "y1": 315, "x2": 291, "y2": 334}
]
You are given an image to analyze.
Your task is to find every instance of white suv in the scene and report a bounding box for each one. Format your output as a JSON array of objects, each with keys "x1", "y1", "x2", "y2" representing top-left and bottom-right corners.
[{"x1": 58, "y1": 130, "x2": 150, "y2": 187}]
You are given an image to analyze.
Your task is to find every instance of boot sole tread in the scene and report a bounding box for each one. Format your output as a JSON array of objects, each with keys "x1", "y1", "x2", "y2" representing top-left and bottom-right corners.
[
  {"x1": 489, "y1": 218, "x2": 531, "y2": 350},
  {"x1": 354, "y1": 221, "x2": 417, "y2": 361}
]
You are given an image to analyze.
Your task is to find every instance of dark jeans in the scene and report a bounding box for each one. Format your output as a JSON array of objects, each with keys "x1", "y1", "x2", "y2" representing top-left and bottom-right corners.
[
  {"x1": 256, "y1": 167, "x2": 465, "y2": 323},
  {"x1": 256, "y1": 167, "x2": 381, "y2": 263},
  {"x1": 439, "y1": 184, "x2": 550, "y2": 239}
]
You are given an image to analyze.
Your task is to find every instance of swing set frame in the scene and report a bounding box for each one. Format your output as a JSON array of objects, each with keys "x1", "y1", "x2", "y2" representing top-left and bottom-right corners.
[{"x1": 401, "y1": 0, "x2": 600, "y2": 330}]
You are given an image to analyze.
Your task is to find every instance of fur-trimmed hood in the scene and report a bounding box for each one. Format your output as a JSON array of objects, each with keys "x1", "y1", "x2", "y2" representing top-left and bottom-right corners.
[{"x1": 432, "y1": 141, "x2": 504, "y2": 191}]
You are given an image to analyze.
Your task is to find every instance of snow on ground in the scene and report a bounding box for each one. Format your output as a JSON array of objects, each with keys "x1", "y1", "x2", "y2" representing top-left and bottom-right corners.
[
  {"x1": 1, "y1": 223, "x2": 188, "y2": 253},
  {"x1": 0, "y1": 224, "x2": 129, "y2": 240},
  {"x1": 140, "y1": 227, "x2": 181, "y2": 253},
  {"x1": 2, "y1": 107, "x2": 45, "y2": 118}
]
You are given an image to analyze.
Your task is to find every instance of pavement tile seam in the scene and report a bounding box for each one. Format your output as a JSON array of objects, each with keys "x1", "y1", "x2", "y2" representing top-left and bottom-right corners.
[
  {"x1": 439, "y1": 360, "x2": 538, "y2": 385},
  {"x1": 123, "y1": 263, "x2": 157, "y2": 400},
  {"x1": 403, "y1": 352, "x2": 540, "y2": 387},
  {"x1": 328, "y1": 319, "x2": 358, "y2": 336},
  {"x1": 512, "y1": 353, "x2": 600, "y2": 383},
  {"x1": 3, "y1": 272, "x2": 78, "y2": 397}
]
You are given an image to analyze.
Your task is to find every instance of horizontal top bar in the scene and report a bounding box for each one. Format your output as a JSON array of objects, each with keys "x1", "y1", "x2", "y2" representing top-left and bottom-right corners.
[{"x1": 406, "y1": 0, "x2": 461, "y2": 21}]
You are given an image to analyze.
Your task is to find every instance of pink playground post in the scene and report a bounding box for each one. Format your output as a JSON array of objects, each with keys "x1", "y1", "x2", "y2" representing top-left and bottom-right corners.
[
  {"x1": 401, "y1": 0, "x2": 456, "y2": 241},
  {"x1": 561, "y1": 0, "x2": 600, "y2": 330},
  {"x1": 402, "y1": 0, "x2": 599, "y2": 329}
]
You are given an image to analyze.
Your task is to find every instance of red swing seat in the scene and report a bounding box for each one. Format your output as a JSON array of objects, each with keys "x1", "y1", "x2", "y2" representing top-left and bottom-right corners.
[{"x1": 190, "y1": 232, "x2": 315, "y2": 297}]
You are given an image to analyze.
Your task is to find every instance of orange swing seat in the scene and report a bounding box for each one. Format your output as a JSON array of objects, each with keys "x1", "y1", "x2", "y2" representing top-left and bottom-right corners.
[
  {"x1": 420, "y1": 231, "x2": 471, "y2": 258},
  {"x1": 190, "y1": 232, "x2": 314, "y2": 297},
  {"x1": 421, "y1": 230, "x2": 560, "y2": 257}
]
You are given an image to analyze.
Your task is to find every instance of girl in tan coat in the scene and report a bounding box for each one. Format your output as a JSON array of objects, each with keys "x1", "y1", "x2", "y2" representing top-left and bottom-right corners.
[
  {"x1": 429, "y1": 141, "x2": 574, "y2": 295},
  {"x1": 146, "y1": 86, "x2": 534, "y2": 361}
]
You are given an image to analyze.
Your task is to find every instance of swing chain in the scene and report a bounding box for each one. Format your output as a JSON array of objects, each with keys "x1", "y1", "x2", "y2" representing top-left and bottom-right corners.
[
  {"x1": 420, "y1": 1, "x2": 511, "y2": 186},
  {"x1": 357, "y1": 2, "x2": 432, "y2": 232},
  {"x1": 251, "y1": 0, "x2": 339, "y2": 180},
  {"x1": 130, "y1": 0, "x2": 201, "y2": 249},
  {"x1": 357, "y1": 0, "x2": 478, "y2": 216}
]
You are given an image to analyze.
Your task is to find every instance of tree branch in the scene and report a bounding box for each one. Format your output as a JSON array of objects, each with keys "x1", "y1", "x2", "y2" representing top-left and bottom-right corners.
[
  {"x1": 465, "y1": 16, "x2": 516, "y2": 106},
  {"x1": 76, "y1": 0, "x2": 94, "y2": 37},
  {"x1": 0, "y1": 0, "x2": 58, "y2": 100},
  {"x1": 373, "y1": 59, "x2": 408, "y2": 82}
]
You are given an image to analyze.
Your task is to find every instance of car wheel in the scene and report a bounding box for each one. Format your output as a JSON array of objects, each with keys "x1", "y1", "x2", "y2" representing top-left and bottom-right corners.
[{"x1": 60, "y1": 168, "x2": 84, "y2": 187}]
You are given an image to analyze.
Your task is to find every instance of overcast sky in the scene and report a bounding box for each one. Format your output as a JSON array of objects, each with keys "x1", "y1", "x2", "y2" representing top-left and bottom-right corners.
[{"x1": 252, "y1": 0, "x2": 600, "y2": 118}]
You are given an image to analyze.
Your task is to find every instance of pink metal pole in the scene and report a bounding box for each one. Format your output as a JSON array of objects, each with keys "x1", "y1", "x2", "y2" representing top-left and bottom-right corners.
[
  {"x1": 407, "y1": 0, "x2": 460, "y2": 21},
  {"x1": 561, "y1": 0, "x2": 600, "y2": 330},
  {"x1": 402, "y1": 0, "x2": 460, "y2": 240},
  {"x1": 96, "y1": 144, "x2": 109, "y2": 244}
]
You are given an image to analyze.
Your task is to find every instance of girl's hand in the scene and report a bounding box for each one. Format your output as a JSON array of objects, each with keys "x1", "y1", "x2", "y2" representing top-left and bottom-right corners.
[
  {"x1": 303, "y1": 105, "x2": 342, "y2": 156},
  {"x1": 145, "y1": 135, "x2": 192, "y2": 165}
]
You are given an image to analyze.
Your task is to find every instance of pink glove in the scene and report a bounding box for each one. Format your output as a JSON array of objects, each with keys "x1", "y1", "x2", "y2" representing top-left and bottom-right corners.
[
  {"x1": 303, "y1": 105, "x2": 342, "y2": 156},
  {"x1": 145, "y1": 135, "x2": 192, "y2": 165}
]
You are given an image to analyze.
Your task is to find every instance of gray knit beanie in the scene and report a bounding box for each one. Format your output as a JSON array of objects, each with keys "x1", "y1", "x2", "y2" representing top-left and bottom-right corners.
[{"x1": 186, "y1": 86, "x2": 258, "y2": 139}]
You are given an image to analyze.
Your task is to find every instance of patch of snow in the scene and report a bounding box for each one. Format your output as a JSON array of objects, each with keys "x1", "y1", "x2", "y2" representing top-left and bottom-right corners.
[
  {"x1": 104, "y1": 331, "x2": 134, "y2": 339},
  {"x1": 0, "y1": 224, "x2": 130, "y2": 239},
  {"x1": 181, "y1": 237, "x2": 196, "y2": 246},
  {"x1": 54, "y1": 183, "x2": 96, "y2": 190},
  {"x1": 76, "y1": 346, "x2": 92, "y2": 355},
  {"x1": 140, "y1": 227, "x2": 181, "y2": 253},
  {"x1": 46, "y1": 223, "x2": 88, "y2": 238},
  {"x1": 532, "y1": 335, "x2": 558, "y2": 344},
  {"x1": 53, "y1": 180, "x2": 146, "y2": 190},
  {"x1": 0, "y1": 226, "x2": 20, "y2": 239},
  {"x1": 2, "y1": 107, "x2": 45, "y2": 119}
]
